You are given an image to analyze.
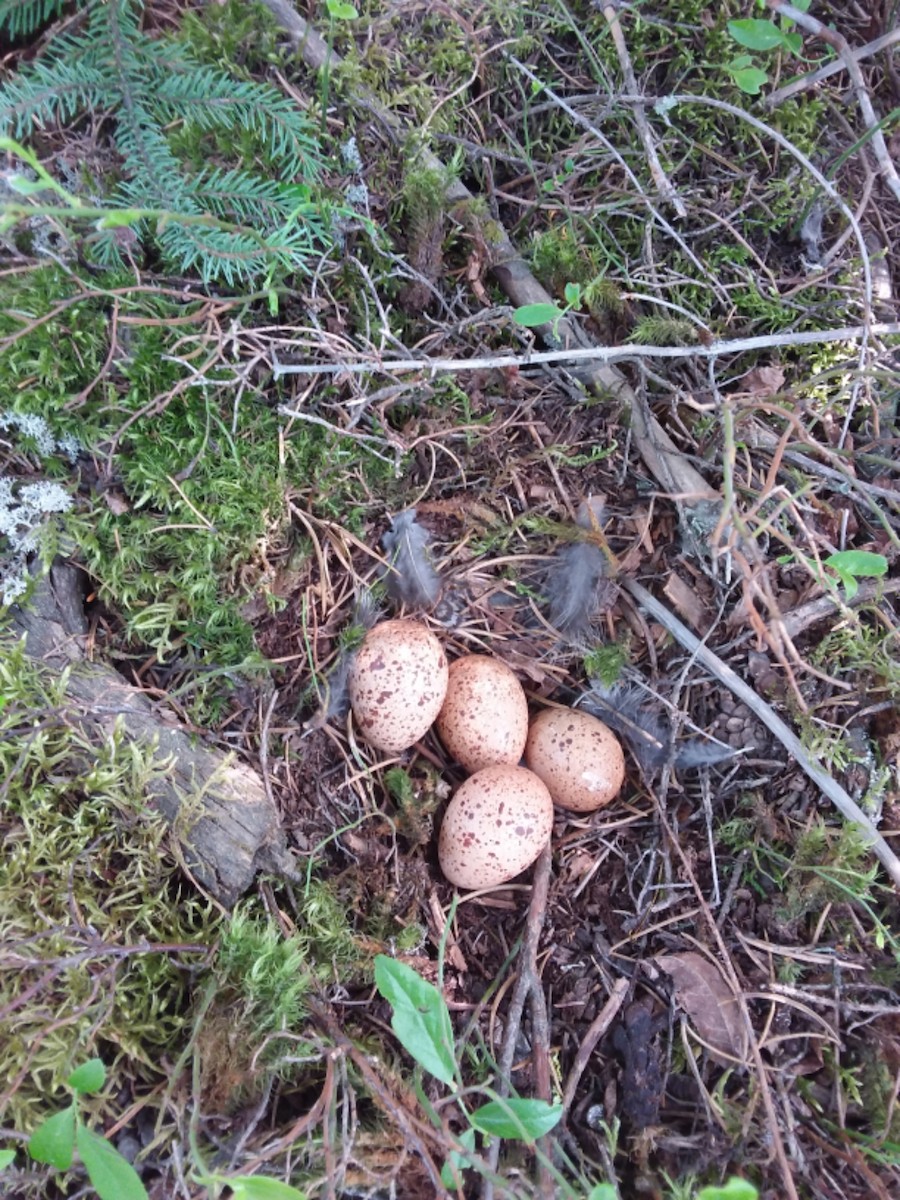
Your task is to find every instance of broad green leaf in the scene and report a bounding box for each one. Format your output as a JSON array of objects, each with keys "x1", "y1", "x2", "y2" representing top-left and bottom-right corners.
[
  {"x1": 698, "y1": 1179, "x2": 759, "y2": 1200},
  {"x1": 229, "y1": 1177, "x2": 308, "y2": 1199},
  {"x1": 470, "y1": 1098, "x2": 562, "y2": 1141},
  {"x1": 512, "y1": 303, "x2": 564, "y2": 327},
  {"x1": 727, "y1": 19, "x2": 786, "y2": 52},
  {"x1": 832, "y1": 570, "x2": 859, "y2": 600},
  {"x1": 0, "y1": 1149, "x2": 16, "y2": 1169},
  {"x1": 374, "y1": 956, "x2": 456, "y2": 1087},
  {"x1": 325, "y1": 0, "x2": 358, "y2": 18},
  {"x1": 729, "y1": 65, "x2": 769, "y2": 95},
  {"x1": 824, "y1": 551, "x2": 888, "y2": 579},
  {"x1": 440, "y1": 1128, "x2": 476, "y2": 1189},
  {"x1": 586, "y1": 1187, "x2": 617, "y2": 1200},
  {"x1": 563, "y1": 282, "x2": 582, "y2": 307},
  {"x1": 27, "y1": 1106, "x2": 76, "y2": 1170},
  {"x1": 68, "y1": 1058, "x2": 106, "y2": 1094},
  {"x1": 76, "y1": 1125, "x2": 148, "y2": 1200},
  {"x1": 783, "y1": 31, "x2": 803, "y2": 55}
]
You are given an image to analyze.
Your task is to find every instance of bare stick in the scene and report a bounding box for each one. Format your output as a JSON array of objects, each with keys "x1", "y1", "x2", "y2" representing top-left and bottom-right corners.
[
  {"x1": 481, "y1": 843, "x2": 553, "y2": 1200},
  {"x1": 766, "y1": 26, "x2": 900, "y2": 108},
  {"x1": 271, "y1": 320, "x2": 900, "y2": 379},
  {"x1": 561, "y1": 977, "x2": 630, "y2": 1116},
  {"x1": 768, "y1": 2, "x2": 900, "y2": 205},
  {"x1": 600, "y1": 4, "x2": 686, "y2": 216},
  {"x1": 624, "y1": 579, "x2": 900, "y2": 890}
]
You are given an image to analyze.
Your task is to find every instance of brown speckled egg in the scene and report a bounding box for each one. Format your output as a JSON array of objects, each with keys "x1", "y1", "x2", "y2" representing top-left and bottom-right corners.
[
  {"x1": 525, "y1": 707, "x2": 624, "y2": 813},
  {"x1": 436, "y1": 655, "x2": 529, "y2": 773},
  {"x1": 349, "y1": 620, "x2": 448, "y2": 753},
  {"x1": 438, "y1": 765, "x2": 553, "y2": 890}
]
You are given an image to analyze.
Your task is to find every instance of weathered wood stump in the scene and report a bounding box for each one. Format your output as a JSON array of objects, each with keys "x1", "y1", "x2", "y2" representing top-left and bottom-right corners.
[{"x1": 9, "y1": 560, "x2": 295, "y2": 907}]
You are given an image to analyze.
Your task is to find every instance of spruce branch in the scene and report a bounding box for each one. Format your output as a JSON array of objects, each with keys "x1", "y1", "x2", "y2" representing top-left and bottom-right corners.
[
  {"x1": 0, "y1": 0, "x2": 331, "y2": 286},
  {"x1": 0, "y1": 0, "x2": 77, "y2": 38}
]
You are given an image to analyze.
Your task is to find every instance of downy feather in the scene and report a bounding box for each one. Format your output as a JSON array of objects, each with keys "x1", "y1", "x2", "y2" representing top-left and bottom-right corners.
[
  {"x1": 381, "y1": 509, "x2": 442, "y2": 609},
  {"x1": 310, "y1": 589, "x2": 382, "y2": 727},
  {"x1": 545, "y1": 541, "x2": 609, "y2": 638},
  {"x1": 581, "y1": 680, "x2": 738, "y2": 772}
]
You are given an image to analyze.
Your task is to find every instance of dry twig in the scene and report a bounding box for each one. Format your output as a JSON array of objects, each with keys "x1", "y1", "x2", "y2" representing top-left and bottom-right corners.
[
  {"x1": 765, "y1": 26, "x2": 900, "y2": 108},
  {"x1": 768, "y1": 2, "x2": 900, "y2": 205},
  {"x1": 624, "y1": 579, "x2": 900, "y2": 890},
  {"x1": 599, "y1": 4, "x2": 686, "y2": 217}
]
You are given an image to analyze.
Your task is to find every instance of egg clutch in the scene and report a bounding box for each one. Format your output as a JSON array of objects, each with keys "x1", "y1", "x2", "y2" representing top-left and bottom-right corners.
[{"x1": 347, "y1": 619, "x2": 625, "y2": 891}]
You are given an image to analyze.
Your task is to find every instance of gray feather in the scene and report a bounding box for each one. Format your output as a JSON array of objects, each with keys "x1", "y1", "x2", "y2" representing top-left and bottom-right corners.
[
  {"x1": 382, "y1": 509, "x2": 442, "y2": 609},
  {"x1": 545, "y1": 541, "x2": 609, "y2": 637},
  {"x1": 582, "y1": 680, "x2": 738, "y2": 772}
]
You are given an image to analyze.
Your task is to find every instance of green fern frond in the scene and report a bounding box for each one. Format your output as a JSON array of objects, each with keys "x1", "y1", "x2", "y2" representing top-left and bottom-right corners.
[{"x1": 0, "y1": 0, "x2": 78, "y2": 38}]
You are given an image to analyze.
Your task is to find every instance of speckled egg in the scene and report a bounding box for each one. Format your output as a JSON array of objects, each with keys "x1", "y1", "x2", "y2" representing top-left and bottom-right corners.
[
  {"x1": 438, "y1": 765, "x2": 553, "y2": 890},
  {"x1": 435, "y1": 655, "x2": 529, "y2": 773},
  {"x1": 525, "y1": 707, "x2": 625, "y2": 813},
  {"x1": 348, "y1": 620, "x2": 449, "y2": 753}
]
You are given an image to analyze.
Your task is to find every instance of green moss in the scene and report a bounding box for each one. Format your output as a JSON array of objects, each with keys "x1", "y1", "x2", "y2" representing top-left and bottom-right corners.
[
  {"x1": 0, "y1": 640, "x2": 221, "y2": 1132},
  {"x1": 0, "y1": 266, "x2": 392, "y2": 709}
]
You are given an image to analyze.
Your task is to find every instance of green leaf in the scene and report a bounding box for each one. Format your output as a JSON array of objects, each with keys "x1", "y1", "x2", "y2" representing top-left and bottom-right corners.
[
  {"x1": 7, "y1": 174, "x2": 53, "y2": 196},
  {"x1": 28, "y1": 1106, "x2": 76, "y2": 1170},
  {"x1": 563, "y1": 282, "x2": 582, "y2": 307},
  {"x1": 729, "y1": 65, "x2": 769, "y2": 95},
  {"x1": 470, "y1": 1098, "x2": 562, "y2": 1141},
  {"x1": 228, "y1": 1177, "x2": 309, "y2": 1199},
  {"x1": 373, "y1": 956, "x2": 456, "y2": 1087},
  {"x1": 76, "y1": 1125, "x2": 148, "y2": 1200},
  {"x1": 586, "y1": 1187, "x2": 617, "y2": 1200},
  {"x1": 823, "y1": 551, "x2": 888, "y2": 579},
  {"x1": 783, "y1": 31, "x2": 803, "y2": 55},
  {"x1": 697, "y1": 1179, "x2": 759, "y2": 1200},
  {"x1": 0, "y1": 1149, "x2": 16, "y2": 1170},
  {"x1": 68, "y1": 1058, "x2": 106, "y2": 1095},
  {"x1": 512, "y1": 302, "x2": 565, "y2": 327},
  {"x1": 325, "y1": 0, "x2": 358, "y2": 18},
  {"x1": 440, "y1": 1128, "x2": 476, "y2": 1189},
  {"x1": 727, "y1": 19, "x2": 786, "y2": 51}
]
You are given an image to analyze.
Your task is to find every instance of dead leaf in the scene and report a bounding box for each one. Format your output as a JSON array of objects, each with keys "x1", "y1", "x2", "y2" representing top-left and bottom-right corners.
[
  {"x1": 103, "y1": 490, "x2": 130, "y2": 515},
  {"x1": 663, "y1": 572, "x2": 710, "y2": 633},
  {"x1": 655, "y1": 951, "x2": 749, "y2": 1066},
  {"x1": 736, "y1": 365, "x2": 785, "y2": 397}
]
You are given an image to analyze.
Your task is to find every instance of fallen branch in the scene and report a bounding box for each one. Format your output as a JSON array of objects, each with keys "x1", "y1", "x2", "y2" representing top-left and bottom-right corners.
[
  {"x1": 600, "y1": 5, "x2": 685, "y2": 215},
  {"x1": 561, "y1": 977, "x2": 630, "y2": 1117},
  {"x1": 481, "y1": 843, "x2": 553, "y2": 1200},
  {"x1": 270, "y1": 321, "x2": 900, "y2": 379},
  {"x1": 9, "y1": 561, "x2": 294, "y2": 906},
  {"x1": 624, "y1": 579, "x2": 900, "y2": 890}
]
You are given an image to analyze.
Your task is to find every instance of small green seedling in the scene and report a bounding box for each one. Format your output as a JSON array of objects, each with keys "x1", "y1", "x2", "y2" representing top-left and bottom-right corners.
[
  {"x1": 697, "y1": 1179, "x2": 759, "y2": 1200},
  {"x1": 780, "y1": 548, "x2": 888, "y2": 602},
  {"x1": 320, "y1": 0, "x2": 358, "y2": 134},
  {"x1": 513, "y1": 281, "x2": 583, "y2": 334},
  {"x1": 1, "y1": 1058, "x2": 307, "y2": 1200},
  {"x1": 18, "y1": 1059, "x2": 147, "y2": 1200},
  {"x1": 725, "y1": 0, "x2": 811, "y2": 95},
  {"x1": 822, "y1": 550, "x2": 889, "y2": 600},
  {"x1": 374, "y1": 956, "x2": 562, "y2": 1187}
]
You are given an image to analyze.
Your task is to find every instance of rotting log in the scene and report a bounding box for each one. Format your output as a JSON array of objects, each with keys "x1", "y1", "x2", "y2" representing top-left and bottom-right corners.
[{"x1": 9, "y1": 559, "x2": 296, "y2": 907}]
